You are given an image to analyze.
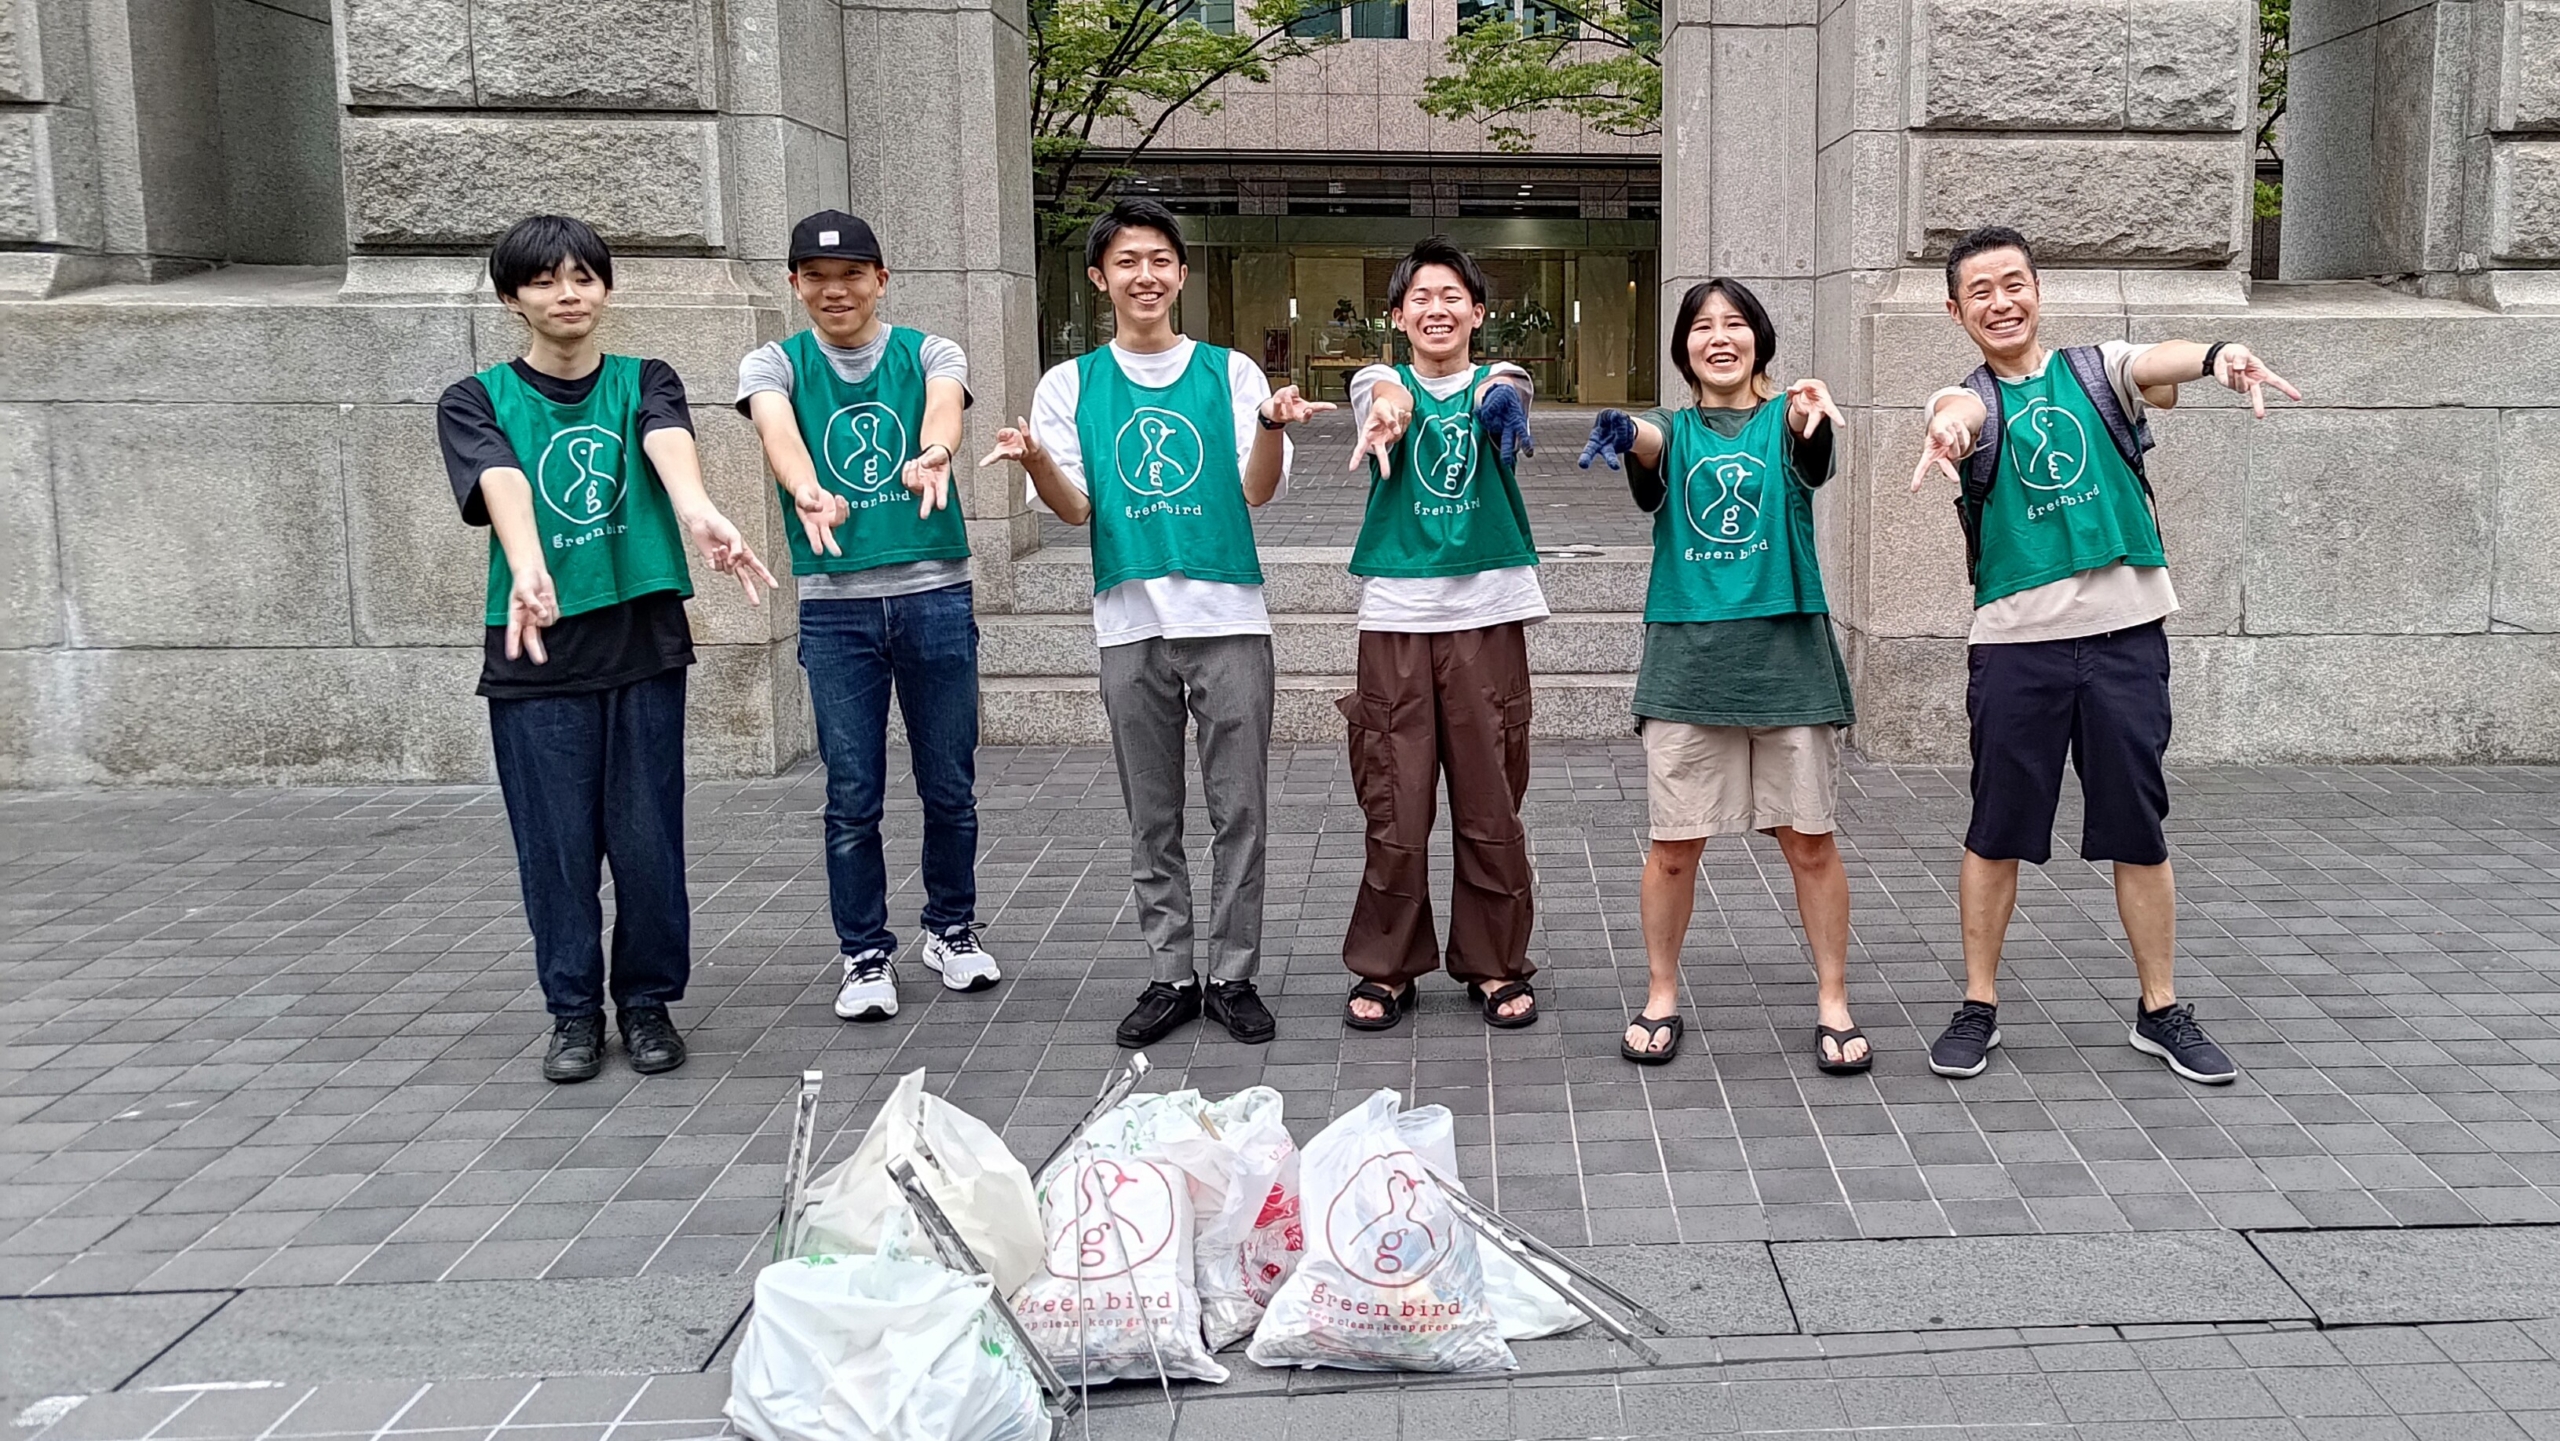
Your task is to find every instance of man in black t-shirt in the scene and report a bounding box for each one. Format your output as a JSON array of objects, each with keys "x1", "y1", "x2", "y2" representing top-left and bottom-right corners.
[{"x1": 436, "y1": 215, "x2": 774, "y2": 1083}]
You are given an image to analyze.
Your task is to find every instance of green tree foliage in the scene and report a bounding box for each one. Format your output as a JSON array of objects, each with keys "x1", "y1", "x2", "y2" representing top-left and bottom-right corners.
[
  {"x1": 1030, "y1": 0, "x2": 1345, "y2": 244},
  {"x1": 1414, "y1": 0, "x2": 1660, "y2": 153}
]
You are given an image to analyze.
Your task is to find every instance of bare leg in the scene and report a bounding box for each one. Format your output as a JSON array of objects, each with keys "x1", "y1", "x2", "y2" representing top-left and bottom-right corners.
[
  {"x1": 1959, "y1": 848, "x2": 2019, "y2": 1006},
  {"x1": 2114, "y1": 859, "x2": 2177, "y2": 1010},
  {"x1": 1774, "y1": 827, "x2": 1861, "y2": 1063},
  {"x1": 1632, "y1": 837, "x2": 1706, "y2": 1053}
]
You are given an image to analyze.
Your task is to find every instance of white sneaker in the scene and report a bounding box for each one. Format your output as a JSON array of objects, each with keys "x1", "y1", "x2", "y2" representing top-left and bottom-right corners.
[
  {"x1": 921, "y1": 925, "x2": 1002, "y2": 993},
  {"x1": 833, "y1": 949, "x2": 898, "y2": 1021}
]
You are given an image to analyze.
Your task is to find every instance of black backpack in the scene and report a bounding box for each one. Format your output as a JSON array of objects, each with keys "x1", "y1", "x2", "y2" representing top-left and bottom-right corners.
[{"x1": 1955, "y1": 345, "x2": 2155, "y2": 586}]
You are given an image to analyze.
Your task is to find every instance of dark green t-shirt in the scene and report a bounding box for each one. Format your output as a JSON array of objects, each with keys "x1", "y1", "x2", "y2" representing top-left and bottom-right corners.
[{"x1": 1627, "y1": 405, "x2": 1854, "y2": 729}]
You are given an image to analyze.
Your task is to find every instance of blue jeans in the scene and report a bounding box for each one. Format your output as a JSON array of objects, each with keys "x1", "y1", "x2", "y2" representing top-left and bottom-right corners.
[
  {"x1": 487, "y1": 667, "x2": 692, "y2": 1018},
  {"x1": 799, "y1": 584, "x2": 981, "y2": 957}
]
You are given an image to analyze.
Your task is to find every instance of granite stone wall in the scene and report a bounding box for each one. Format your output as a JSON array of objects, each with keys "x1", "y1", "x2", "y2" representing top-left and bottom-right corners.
[
  {"x1": 1655, "y1": 0, "x2": 2560, "y2": 764},
  {"x1": 0, "y1": 0, "x2": 1039, "y2": 784}
]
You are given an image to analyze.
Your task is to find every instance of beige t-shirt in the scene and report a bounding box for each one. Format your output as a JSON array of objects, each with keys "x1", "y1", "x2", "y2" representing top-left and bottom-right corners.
[{"x1": 1928, "y1": 340, "x2": 2181, "y2": 645}]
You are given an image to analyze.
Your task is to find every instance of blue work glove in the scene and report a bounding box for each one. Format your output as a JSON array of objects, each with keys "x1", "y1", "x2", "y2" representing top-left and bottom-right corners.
[
  {"x1": 1474, "y1": 383, "x2": 1535, "y2": 467},
  {"x1": 1578, "y1": 408, "x2": 1637, "y2": 471}
]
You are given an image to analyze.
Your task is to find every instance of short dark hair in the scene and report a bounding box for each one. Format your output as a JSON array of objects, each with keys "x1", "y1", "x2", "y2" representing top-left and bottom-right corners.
[
  {"x1": 1085, "y1": 200, "x2": 1188, "y2": 272},
  {"x1": 489, "y1": 215, "x2": 614, "y2": 298},
  {"x1": 1388, "y1": 236, "x2": 1488, "y2": 308},
  {"x1": 1944, "y1": 225, "x2": 2035, "y2": 298},
  {"x1": 1669, "y1": 278, "x2": 1777, "y2": 393}
]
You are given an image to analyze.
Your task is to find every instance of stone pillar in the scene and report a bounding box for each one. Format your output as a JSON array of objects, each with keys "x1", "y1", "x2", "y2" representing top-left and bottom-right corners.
[
  {"x1": 329, "y1": 0, "x2": 821, "y2": 775},
  {"x1": 2282, "y1": 0, "x2": 2560, "y2": 309},
  {"x1": 1658, "y1": 0, "x2": 1820, "y2": 378},
  {"x1": 842, "y1": 0, "x2": 1041, "y2": 612},
  {"x1": 0, "y1": 0, "x2": 103, "y2": 295}
]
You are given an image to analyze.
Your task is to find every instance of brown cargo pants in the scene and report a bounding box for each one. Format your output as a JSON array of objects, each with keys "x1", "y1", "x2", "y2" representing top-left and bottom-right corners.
[{"x1": 1337, "y1": 623, "x2": 1537, "y2": 988}]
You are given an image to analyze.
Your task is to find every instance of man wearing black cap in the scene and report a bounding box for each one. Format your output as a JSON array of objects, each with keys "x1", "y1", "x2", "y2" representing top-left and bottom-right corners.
[{"x1": 737, "y1": 210, "x2": 997, "y2": 1024}]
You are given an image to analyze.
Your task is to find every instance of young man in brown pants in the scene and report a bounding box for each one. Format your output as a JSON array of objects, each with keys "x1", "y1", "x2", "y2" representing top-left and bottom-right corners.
[{"x1": 1339, "y1": 237, "x2": 1547, "y2": 1031}]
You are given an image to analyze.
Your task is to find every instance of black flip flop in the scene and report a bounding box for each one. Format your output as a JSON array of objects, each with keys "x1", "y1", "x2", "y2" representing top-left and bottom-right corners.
[
  {"x1": 1815, "y1": 1024, "x2": 1873, "y2": 1075},
  {"x1": 1621, "y1": 1013, "x2": 1683, "y2": 1066},
  {"x1": 1468, "y1": 980, "x2": 1539, "y2": 1029},
  {"x1": 1343, "y1": 980, "x2": 1416, "y2": 1032}
]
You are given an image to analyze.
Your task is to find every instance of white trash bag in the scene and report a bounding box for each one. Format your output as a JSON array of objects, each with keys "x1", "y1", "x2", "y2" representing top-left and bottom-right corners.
[
  {"x1": 1014, "y1": 1148, "x2": 1229, "y2": 1382},
  {"x1": 798, "y1": 1069, "x2": 1043, "y2": 1298},
  {"x1": 1245, "y1": 1090, "x2": 1514, "y2": 1373},
  {"x1": 726, "y1": 1245, "x2": 1051, "y2": 1441},
  {"x1": 1159, "y1": 1086, "x2": 1304, "y2": 1350}
]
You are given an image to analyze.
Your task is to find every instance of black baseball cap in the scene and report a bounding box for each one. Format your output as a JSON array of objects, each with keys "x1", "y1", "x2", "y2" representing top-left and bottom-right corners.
[{"x1": 788, "y1": 211, "x2": 883, "y2": 269}]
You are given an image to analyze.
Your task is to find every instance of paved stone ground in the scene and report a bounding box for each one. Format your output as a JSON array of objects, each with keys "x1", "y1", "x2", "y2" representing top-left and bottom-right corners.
[{"x1": 6, "y1": 747, "x2": 2560, "y2": 1439}]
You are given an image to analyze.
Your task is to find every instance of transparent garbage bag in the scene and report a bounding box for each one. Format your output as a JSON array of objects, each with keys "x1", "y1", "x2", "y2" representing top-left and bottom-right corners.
[{"x1": 797, "y1": 1069, "x2": 1044, "y2": 1299}]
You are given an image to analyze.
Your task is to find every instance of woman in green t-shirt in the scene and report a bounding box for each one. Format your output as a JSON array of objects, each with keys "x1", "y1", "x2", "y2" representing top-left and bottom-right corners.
[{"x1": 1577, "y1": 279, "x2": 1868, "y2": 1074}]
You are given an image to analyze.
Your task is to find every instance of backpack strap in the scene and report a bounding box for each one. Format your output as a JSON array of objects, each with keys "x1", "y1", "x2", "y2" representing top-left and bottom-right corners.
[
  {"x1": 1953, "y1": 363, "x2": 2003, "y2": 586},
  {"x1": 2061, "y1": 344, "x2": 2154, "y2": 496}
]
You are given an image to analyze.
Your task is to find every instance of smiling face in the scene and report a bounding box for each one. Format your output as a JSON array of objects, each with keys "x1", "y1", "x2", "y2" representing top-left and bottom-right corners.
[
  {"x1": 502, "y1": 255, "x2": 609, "y2": 342},
  {"x1": 1088, "y1": 225, "x2": 1187, "y2": 335},
  {"x1": 1392, "y1": 263, "x2": 1486, "y2": 367},
  {"x1": 1684, "y1": 291, "x2": 1759, "y2": 404},
  {"x1": 1947, "y1": 245, "x2": 2042, "y2": 367},
  {"x1": 789, "y1": 258, "x2": 887, "y2": 346}
]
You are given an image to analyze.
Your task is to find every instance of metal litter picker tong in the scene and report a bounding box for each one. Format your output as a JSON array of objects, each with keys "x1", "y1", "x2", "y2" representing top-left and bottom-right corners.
[
  {"x1": 1031, "y1": 1052, "x2": 1153, "y2": 1180},
  {"x1": 1423, "y1": 1161, "x2": 1672, "y2": 1365},
  {"x1": 887, "y1": 1156, "x2": 1082, "y2": 1416}
]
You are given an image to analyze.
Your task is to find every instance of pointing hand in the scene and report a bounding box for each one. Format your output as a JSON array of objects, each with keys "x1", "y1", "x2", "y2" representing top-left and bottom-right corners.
[
  {"x1": 1577, "y1": 409, "x2": 1637, "y2": 471},
  {"x1": 1475, "y1": 383, "x2": 1535, "y2": 467}
]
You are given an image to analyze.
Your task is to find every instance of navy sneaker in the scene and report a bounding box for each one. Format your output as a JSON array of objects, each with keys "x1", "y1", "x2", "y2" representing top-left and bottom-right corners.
[
  {"x1": 1928, "y1": 1000, "x2": 2002, "y2": 1078},
  {"x1": 2130, "y1": 1002, "x2": 2238, "y2": 1085}
]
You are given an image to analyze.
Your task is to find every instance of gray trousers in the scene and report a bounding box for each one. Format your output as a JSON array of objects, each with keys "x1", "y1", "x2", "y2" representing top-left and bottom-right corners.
[{"x1": 1097, "y1": 633, "x2": 1275, "y2": 985}]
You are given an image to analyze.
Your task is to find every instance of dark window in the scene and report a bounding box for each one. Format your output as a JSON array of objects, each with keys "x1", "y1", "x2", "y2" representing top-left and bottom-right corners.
[
  {"x1": 1289, "y1": 2, "x2": 1343, "y2": 37},
  {"x1": 1349, "y1": 0, "x2": 1407, "y2": 38},
  {"x1": 1457, "y1": 0, "x2": 1576, "y2": 36},
  {"x1": 1180, "y1": 0, "x2": 1234, "y2": 31}
]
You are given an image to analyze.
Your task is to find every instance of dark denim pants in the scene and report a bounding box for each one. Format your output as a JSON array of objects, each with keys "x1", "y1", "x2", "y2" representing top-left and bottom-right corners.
[
  {"x1": 487, "y1": 667, "x2": 692, "y2": 1018},
  {"x1": 799, "y1": 584, "x2": 981, "y2": 957}
]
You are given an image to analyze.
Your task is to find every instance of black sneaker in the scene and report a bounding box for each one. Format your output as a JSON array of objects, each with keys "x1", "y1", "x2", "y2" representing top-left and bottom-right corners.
[
  {"x1": 619, "y1": 1005, "x2": 688, "y2": 1075},
  {"x1": 1115, "y1": 981, "x2": 1201, "y2": 1049},
  {"x1": 1204, "y1": 979, "x2": 1276, "y2": 1045},
  {"x1": 544, "y1": 1013, "x2": 605, "y2": 1083},
  {"x1": 2130, "y1": 1001, "x2": 2238, "y2": 1085},
  {"x1": 1928, "y1": 1000, "x2": 2002, "y2": 1078}
]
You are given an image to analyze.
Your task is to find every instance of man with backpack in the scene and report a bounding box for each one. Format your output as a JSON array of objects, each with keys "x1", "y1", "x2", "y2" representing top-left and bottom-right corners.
[{"x1": 1909, "y1": 226, "x2": 2300, "y2": 1086}]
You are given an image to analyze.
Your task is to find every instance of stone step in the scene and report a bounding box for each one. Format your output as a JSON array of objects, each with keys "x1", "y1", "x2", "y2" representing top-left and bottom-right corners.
[
  {"x1": 1009, "y1": 544, "x2": 1652, "y2": 615},
  {"x1": 977, "y1": 612, "x2": 1644, "y2": 678},
  {"x1": 980, "y1": 674, "x2": 1637, "y2": 745}
]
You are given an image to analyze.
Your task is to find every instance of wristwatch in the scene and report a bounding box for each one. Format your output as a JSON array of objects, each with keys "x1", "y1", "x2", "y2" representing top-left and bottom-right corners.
[
  {"x1": 2200, "y1": 341, "x2": 2229, "y2": 380},
  {"x1": 1257, "y1": 406, "x2": 1286, "y2": 431}
]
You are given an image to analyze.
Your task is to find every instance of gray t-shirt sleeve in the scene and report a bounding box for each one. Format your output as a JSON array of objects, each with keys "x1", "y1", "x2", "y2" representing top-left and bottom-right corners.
[
  {"x1": 735, "y1": 341, "x2": 794, "y2": 415},
  {"x1": 919, "y1": 332, "x2": 972, "y2": 410}
]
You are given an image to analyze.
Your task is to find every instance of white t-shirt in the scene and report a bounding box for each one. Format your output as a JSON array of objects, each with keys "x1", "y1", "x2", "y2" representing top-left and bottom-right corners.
[
  {"x1": 1346, "y1": 362, "x2": 1551, "y2": 634},
  {"x1": 1028, "y1": 340, "x2": 1289, "y2": 648},
  {"x1": 1927, "y1": 339, "x2": 2181, "y2": 645}
]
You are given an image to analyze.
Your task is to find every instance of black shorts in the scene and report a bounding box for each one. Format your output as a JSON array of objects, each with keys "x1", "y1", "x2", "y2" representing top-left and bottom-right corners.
[{"x1": 1964, "y1": 620, "x2": 2171, "y2": 867}]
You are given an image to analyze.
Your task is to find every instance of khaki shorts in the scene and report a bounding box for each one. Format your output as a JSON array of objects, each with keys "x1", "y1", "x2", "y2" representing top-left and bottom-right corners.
[{"x1": 1640, "y1": 720, "x2": 1841, "y2": 841}]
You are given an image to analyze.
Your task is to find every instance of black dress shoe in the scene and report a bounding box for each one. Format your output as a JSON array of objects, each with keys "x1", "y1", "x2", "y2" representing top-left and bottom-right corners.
[
  {"x1": 619, "y1": 1005, "x2": 688, "y2": 1075},
  {"x1": 1205, "y1": 980, "x2": 1276, "y2": 1045},
  {"x1": 544, "y1": 1013, "x2": 606, "y2": 1083},
  {"x1": 1115, "y1": 981, "x2": 1201, "y2": 1048}
]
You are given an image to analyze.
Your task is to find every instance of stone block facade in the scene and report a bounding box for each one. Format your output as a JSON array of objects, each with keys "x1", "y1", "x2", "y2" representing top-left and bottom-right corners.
[
  {"x1": 0, "y1": 0, "x2": 1037, "y2": 784},
  {"x1": 1, "y1": 0, "x2": 2554, "y2": 779},
  {"x1": 1662, "y1": 0, "x2": 2560, "y2": 765}
]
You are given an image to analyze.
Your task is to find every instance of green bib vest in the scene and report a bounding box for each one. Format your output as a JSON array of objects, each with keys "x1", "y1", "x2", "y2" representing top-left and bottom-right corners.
[
  {"x1": 1972, "y1": 361, "x2": 2167, "y2": 606},
  {"x1": 1347, "y1": 365, "x2": 1540, "y2": 579},
  {"x1": 1075, "y1": 343, "x2": 1264, "y2": 593},
  {"x1": 777, "y1": 326, "x2": 971, "y2": 576},
  {"x1": 1643, "y1": 400, "x2": 1829, "y2": 623},
  {"x1": 478, "y1": 354, "x2": 691, "y2": 625}
]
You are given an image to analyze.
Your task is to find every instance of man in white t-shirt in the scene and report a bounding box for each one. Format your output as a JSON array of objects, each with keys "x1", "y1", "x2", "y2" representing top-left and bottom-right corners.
[
  {"x1": 979, "y1": 200, "x2": 1327, "y2": 1049},
  {"x1": 1337, "y1": 237, "x2": 1548, "y2": 1034},
  {"x1": 1908, "y1": 225, "x2": 2301, "y2": 1088}
]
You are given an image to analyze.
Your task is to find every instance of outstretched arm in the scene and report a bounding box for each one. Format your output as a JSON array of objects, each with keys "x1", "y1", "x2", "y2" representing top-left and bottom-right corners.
[
  {"x1": 899, "y1": 376, "x2": 968, "y2": 518},
  {"x1": 1352, "y1": 376, "x2": 1415, "y2": 476},
  {"x1": 745, "y1": 392, "x2": 848, "y2": 557},
  {"x1": 1909, "y1": 392, "x2": 1987, "y2": 493},
  {"x1": 645, "y1": 427, "x2": 779, "y2": 605},
  {"x1": 2127, "y1": 340, "x2": 2302, "y2": 417}
]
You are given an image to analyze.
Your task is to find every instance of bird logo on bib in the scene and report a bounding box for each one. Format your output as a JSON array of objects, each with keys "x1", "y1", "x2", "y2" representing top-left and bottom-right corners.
[
  {"x1": 1683, "y1": 450, "x2": 1767, "y2": 558},
  {"x1": 1411, "y1": 414, "x2": 1478, "y2": 501},
  {"x1": 535, "y1": 425, "x2": 628, "y2": 527},
  {"x1": 820, "y1": 401, "x2": 910, "y2": 499},
  {"x1": 1115, "y1": 407, "x2": 1205, "y2": 500},
  {"x1": 2007, "y1": 399, "x2": 2089, "y2": 493}
]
